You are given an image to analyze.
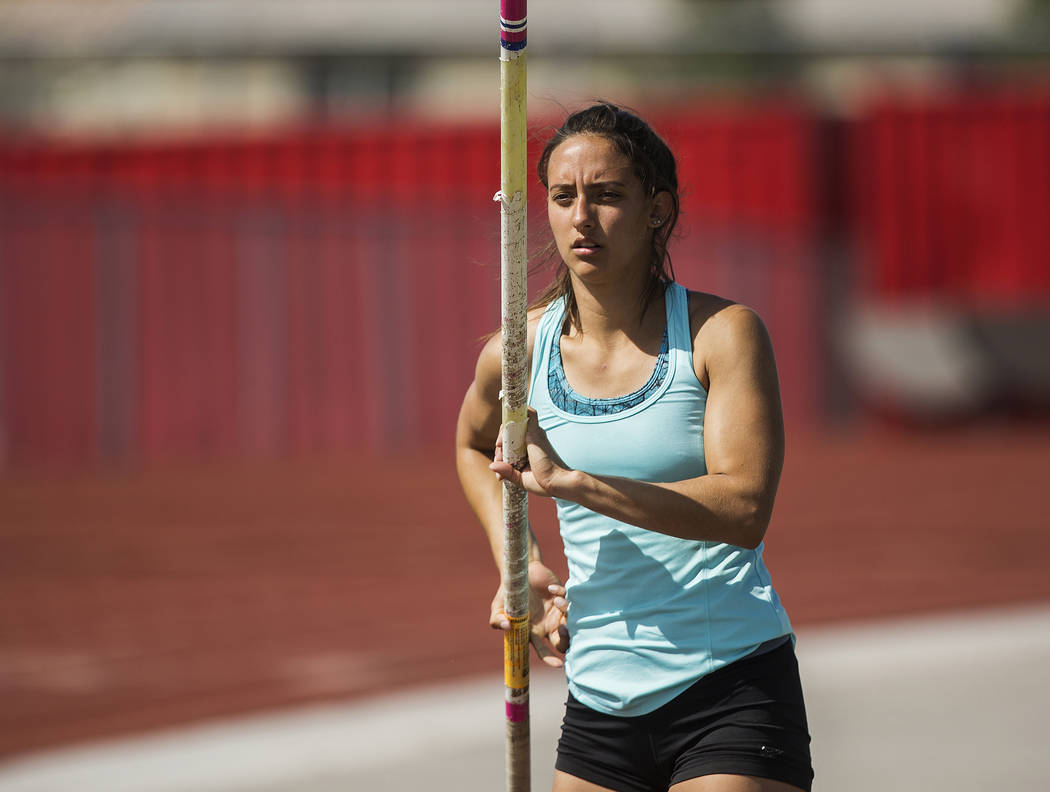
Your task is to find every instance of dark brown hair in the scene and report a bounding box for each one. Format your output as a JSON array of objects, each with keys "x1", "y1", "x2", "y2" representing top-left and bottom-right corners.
[{"x1": 532, "y1": 102, "x2": 680, "y2": 331}]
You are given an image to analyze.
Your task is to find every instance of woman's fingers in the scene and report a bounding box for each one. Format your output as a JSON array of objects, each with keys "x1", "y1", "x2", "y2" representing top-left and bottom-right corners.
[
  {"x1": 554, "y1": 624, "x2": 570, "y2": 653},
  {"x1": 490, "y1": 591, "x2": 510, "y2": 631},
  {"x1": 491, "y1": 576, "x2": 569, "y2": 663},
  {"x1": 547, "y1": 583, "x2": 568, "y2": 612},
  {"x1": 530, "y1": 633, "x2": 565, "y2": 668},
  {"x1": 542, "y1": 582, "x2": 570, "y2": 655},
  {"x1": 489, "y1": 424, "x2": 518, "y2": 483},
  {"x1": 488, "y1": 459, "x2": 520, "y2": 485},
  {"x1": 490, "y1": 611, "x2": 509, "y2": 630}
]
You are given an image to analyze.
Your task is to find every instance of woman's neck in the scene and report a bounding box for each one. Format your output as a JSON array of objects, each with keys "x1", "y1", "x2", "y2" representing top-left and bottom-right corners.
[{"x1": 568, "y1": 273, "x2": 664, "y2": 343}]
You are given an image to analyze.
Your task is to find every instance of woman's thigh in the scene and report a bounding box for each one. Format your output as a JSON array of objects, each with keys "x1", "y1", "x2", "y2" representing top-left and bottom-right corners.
[
  {"x1": 554, "y1": 770, "x2": 806, "y2": 792},
  {"x1": 553, "y1": 769, "x2": 624, "y2": 792},
  {"x1": 670, "y1": 774, "x2": 806, "y2": 792}
]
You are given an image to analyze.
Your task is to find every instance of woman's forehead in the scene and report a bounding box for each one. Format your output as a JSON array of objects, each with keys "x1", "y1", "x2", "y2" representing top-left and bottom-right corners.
[{"x1": 547, "y1": 134, "x2": 635, "y2": 182}]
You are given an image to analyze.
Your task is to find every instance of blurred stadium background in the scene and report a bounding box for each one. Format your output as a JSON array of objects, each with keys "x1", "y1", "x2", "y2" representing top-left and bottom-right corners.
[{"x1": 1, "y1": 1, "x2": 1049, "y2": 789}]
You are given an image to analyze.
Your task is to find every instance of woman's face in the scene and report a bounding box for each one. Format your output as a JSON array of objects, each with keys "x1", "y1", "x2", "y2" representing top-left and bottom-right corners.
[{"x1": 545, "y1": 134, "x2": 659, "y2": 286}]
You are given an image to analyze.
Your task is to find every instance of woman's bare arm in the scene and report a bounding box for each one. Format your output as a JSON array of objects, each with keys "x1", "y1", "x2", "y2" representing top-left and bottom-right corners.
[
  {"x1": 491, "y1": 303, "x2": 784, "y2": 550},
  {"x1": 455, "y1": 321, "x2": 569, "y2": 665}
]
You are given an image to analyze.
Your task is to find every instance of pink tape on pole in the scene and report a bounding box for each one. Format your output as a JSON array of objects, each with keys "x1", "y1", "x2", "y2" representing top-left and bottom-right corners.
[
  {"x1": 500, "y1": 0, "x2": 526, "y2": 50},
  {"x1": 506, "y1": 701, "x2": 529, "y2": 723}
]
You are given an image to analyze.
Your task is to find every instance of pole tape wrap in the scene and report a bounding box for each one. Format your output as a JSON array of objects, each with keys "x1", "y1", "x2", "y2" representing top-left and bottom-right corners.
[
  {"x1": 504, "y1": 614, "x2": 530, "y2": 690},
  {"x1": 500, "y1": 0, "x2": 527, "y2": 52}
]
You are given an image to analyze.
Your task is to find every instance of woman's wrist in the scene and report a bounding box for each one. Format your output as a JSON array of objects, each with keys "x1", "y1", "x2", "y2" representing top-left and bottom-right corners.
[{"x1": 548, "y1": 466, "x2": 583, "y2": 500}]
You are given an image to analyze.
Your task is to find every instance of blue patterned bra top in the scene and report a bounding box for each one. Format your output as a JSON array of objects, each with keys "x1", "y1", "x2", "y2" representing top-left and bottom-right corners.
[{"x1": 548, "y1": 325, "x2": 670, "y2": 416}]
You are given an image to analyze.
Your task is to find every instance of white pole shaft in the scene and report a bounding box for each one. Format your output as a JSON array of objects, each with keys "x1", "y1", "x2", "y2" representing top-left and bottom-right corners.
[{"x1": 498, "y1": 1, "x2": 529, "y2": 790}]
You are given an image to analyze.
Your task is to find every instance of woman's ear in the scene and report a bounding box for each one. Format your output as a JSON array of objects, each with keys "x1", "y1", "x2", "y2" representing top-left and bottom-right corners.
[{"x1": 649, "y1": 191, "x2": 674, "y2": 228}]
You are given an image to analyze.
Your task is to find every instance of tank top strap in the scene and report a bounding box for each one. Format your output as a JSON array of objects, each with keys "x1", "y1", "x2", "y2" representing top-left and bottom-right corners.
[
  {"x1": 667, "y1": 281, "x2": 701, "y2": 388},
  {"x1": 529, "y1": 297, "x2": 565, "y2": 404},
  {"x1": 667, "y1": 277, "x2": 692, "y2": 350}
]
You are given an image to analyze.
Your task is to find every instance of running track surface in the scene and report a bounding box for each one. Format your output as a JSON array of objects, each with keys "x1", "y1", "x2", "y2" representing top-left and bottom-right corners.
[{"x1": 2, "y1": 427, "x2": 1049, "y2": 759}]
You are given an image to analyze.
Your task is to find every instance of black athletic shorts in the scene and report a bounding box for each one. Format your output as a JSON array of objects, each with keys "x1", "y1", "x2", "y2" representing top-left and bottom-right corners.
[{"x1": 555, "y1": 641, "x2": 814, "y2": 791}]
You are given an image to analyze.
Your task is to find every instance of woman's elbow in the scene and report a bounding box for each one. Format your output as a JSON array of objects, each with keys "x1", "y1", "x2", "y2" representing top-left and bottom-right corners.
[{"x1": 734, "y1": 496, "x2": 774, "y2": 550}]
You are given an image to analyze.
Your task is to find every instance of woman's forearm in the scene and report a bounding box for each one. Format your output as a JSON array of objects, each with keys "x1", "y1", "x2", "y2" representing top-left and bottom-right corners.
[
  {"x1": 457, "y1": 443, "x2": 544, "y2": 576},
  {"x1": 550, "y1": 468, "x2": 775, "y2": 550}
]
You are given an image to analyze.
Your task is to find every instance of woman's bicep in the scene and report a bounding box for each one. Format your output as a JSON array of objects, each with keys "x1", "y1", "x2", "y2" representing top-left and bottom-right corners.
[
  {"x1": 456, "y1": 335, "x2": 505, "y2": 454},
  {"x1": 459, "y1": 310, "x2": 544, "y2": 454},
  {"x1": 700, "y1": 305, "x2": 784, "y2": 492}
]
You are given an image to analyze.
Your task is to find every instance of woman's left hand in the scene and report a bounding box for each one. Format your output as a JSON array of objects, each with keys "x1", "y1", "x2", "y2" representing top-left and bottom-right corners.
[{"x1": 490, "y1": 408, "x2": 570, "y2": 498}]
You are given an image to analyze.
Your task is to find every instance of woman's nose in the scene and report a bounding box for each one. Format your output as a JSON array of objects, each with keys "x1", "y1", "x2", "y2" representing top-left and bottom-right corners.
[{"x1": 572, "y1": 197, "x2": 593, "y2": 229}]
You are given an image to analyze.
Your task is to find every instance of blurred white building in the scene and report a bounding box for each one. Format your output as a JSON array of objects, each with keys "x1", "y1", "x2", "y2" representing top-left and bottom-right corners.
[{"x1": 0, "y1": 0, "x2": 1044, "y2": 135}]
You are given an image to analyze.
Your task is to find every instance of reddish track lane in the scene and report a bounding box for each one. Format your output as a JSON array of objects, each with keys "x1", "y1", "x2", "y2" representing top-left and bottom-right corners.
[{"x1": 2, "y1": 428, "x2": 1048, "y2": 758}]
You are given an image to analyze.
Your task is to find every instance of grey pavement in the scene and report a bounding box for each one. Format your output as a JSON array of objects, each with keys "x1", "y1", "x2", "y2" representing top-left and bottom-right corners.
[{"x1": 1, "y1": 604, "x2": 1048, "y2": 792}]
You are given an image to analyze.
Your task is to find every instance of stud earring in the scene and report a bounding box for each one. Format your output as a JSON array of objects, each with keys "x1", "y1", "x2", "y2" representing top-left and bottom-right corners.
[{"x1": 651, "y1": 217, "x2": 664, "y2": 227}]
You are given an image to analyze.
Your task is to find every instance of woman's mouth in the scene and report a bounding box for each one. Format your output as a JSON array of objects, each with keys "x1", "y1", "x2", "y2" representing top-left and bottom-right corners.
[{"x1": 572, "y1": 239, "x2": 601, "y2": 255}]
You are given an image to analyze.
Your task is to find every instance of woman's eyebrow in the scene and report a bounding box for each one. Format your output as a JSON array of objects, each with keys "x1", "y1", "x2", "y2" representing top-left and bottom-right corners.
[{"x1": 547, "y1": 179, "x2": 627, "y2": 192}]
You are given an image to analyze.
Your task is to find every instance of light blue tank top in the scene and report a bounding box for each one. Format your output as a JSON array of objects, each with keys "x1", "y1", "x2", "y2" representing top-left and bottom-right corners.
[{"x1": 528, "y1": 281, "x2": 794, "y2": 717}]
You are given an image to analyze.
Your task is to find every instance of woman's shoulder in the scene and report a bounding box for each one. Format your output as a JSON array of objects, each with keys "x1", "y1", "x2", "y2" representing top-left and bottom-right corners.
[
  {"x1": 528, "y1": 302, "x2": 553, "y2": 323},
  {"x1": 685, "y1": 289, "x2": 748, "y2": 336},
  {"x1": 474, "y1": 304, "x2": 551, "y2": 379},
  {"x1": 685, "y1": 290, "x2": 773, "y2": 382}
]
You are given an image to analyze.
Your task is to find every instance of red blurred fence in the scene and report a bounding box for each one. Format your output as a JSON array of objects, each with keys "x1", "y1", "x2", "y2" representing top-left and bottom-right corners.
[
  {"x1": 1, "y1": 92, "x2": 1048, "y2": 468},
  {"x1": 851, "y1": 91, "x2": 1050, "y2": 303}
]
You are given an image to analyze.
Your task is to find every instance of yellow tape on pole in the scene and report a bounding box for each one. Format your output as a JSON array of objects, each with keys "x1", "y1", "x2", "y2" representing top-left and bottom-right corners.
[{"x1": 504, "y1": 614, "x2": 530, "y2": 690}]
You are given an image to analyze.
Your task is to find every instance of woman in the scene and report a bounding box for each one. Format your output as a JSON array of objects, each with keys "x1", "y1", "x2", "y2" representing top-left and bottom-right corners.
[{"x1": 455, "y1": 103, "x2": 813, "y2": 792}]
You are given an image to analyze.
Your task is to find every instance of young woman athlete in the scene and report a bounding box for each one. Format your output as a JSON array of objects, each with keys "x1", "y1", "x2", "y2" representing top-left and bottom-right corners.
[{"x1": 456, "y1": 103, "x2": 813, "y2": 792}]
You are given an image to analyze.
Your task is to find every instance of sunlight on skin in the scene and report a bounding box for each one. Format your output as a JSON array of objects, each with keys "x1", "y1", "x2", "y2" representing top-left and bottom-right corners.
[{"x1": 553, "y1": 770, "x2": 806, "y2": 792}]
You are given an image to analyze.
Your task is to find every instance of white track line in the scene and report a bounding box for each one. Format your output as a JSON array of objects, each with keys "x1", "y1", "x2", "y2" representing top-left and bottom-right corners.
[{"x1": 1, "y1": 603, "x2": 1048, "y2": 792}]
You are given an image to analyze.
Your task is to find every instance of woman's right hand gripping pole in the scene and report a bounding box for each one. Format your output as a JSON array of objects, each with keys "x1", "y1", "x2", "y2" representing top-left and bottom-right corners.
[{"x1": 490, "y1": 561, "x2": 570, "y2": 667}]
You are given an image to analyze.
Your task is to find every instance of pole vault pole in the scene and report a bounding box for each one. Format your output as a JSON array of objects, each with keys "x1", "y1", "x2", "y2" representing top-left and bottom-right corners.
[{"x1": 497, "y1": 1, "x2": 529, "y2": 790}]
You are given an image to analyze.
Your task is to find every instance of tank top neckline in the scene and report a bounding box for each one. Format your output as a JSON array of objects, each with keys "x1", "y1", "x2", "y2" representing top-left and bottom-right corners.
[{"x1": 545, "y1": 282, "x2": 677, "y2": 418}]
